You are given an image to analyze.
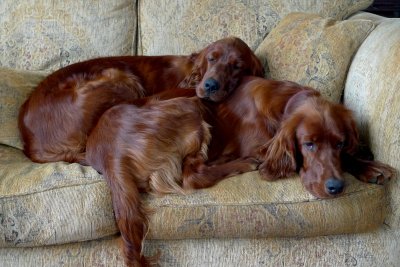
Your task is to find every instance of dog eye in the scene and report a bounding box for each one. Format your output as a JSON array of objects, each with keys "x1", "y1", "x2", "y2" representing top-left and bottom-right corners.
[
  {"x1": 336, "y1": 141, "x2": 345, "y2": 150},
  {"x1": 303, "y1": 142, "x2": 317, "y2": 152},
  {"x1": 232, "y1": 63, "x2": 242, "y2": 70},
  {"x1": 207, "y1": 56, "x2": 215, "y2": 63}
]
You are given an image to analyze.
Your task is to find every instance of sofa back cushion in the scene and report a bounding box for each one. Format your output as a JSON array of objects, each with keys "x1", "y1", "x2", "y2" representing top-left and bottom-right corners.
[
  {"x1": 0, "y1": 0, "x2": 137, "y2": 71},
  {"x1": 255, "y1": 12, "x2": 375, "y2": 102},
  {"x1": 0, "y1": 0, "x2": 372, "y2": 71},
  {"x1": 137, "y1": 0, "x2": 373, "y2": 56}
]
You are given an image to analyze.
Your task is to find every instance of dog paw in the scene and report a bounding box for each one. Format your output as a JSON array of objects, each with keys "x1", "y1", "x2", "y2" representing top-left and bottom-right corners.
[
  {"x1": 241, "y1": 157, "x2": 261, "y2": 170},
  {"x1": 359, "y1": 162, "x2": 395, "y2": 185},
  {"x1": 366, "y1": 170, "x2": 392, "y2": 185},
  {"x1": 224, "y1": 157, "x2": 260, "y2": 175}
]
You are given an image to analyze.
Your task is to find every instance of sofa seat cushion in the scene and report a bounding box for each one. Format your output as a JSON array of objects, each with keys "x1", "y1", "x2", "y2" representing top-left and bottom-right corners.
[
  {"x1": 0, "y1": 145, "x2": 387, "y2": 248},
  {"x1": 0, "y1": 145, "x2": 118, "y2": 248}
]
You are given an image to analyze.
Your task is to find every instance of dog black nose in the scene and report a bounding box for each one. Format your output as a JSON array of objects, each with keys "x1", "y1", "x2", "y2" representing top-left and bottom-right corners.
[
  {"x1": 204, "y1": 78, "x2": 220, "y2": 94},
  {"x1": 325, "y1": 178, "x2": 344, "y2": 195}
]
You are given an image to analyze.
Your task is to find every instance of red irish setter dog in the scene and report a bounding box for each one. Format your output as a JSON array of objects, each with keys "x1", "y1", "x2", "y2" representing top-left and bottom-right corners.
[
  {"x1": 18, "y1": 37, "x2": 263, "y2": 165},
  {"x1": 202, "y1": 76, "x2": 394, "y2": 198},
  {"x1": 85, "y1": 92, "x2": 257, "y2": 266},
  {"x1": 85, "y1": 78, "x2": 394, "y2": 266}
]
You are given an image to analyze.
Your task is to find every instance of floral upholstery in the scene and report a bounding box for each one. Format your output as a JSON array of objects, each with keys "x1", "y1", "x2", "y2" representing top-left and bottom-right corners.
[{"x1": 1, "y1": 0, "x2": 399, "y2": 266}]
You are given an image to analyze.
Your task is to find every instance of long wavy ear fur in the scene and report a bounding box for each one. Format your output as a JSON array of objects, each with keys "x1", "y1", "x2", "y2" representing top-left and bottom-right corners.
[
  {"x1": 250, "y1": 53, "x2": 265, "y2": 77},
  {"x1": 258, "y1": 90, "x2": 314, "y2": 180},
  {"x1": 230, "y1": 36, "x2": 264, "y2": 77},
  {"x1": 258, "y1": 119, "x2": 297, "y2": 180},
  {"x1": 178, "y1": 51, "x2": 207, "y2": 89},
  {"x1": 342, "y1": 108, "x2": 360, "y2": 155}
]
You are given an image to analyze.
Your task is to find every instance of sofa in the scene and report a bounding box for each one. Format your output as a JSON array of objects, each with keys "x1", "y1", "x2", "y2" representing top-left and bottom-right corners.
[{"x1": 0, "y1": 0, "x2": 399, "y2": 266}]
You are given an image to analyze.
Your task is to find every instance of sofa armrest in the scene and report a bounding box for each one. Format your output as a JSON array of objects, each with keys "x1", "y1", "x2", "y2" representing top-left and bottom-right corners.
[
  {"x1": 344, "y1": 18, "x2": 400, "y2": 229},
  {"x1": 348, "y1": 11, "x2": 388, "y2": 23}
]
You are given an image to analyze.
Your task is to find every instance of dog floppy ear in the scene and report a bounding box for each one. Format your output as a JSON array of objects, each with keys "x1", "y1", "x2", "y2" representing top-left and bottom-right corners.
[
  {"x1": 178, "y1": 51, "x2": 207, "y2": 89},
  {"x1": 258, "y1": 89, "x2": 317, "y2": 180},
  {"x1": 258, "y1": 115, "x2": 299, "y2": 180},
  {"x1": 249, "y1": 53, "x2": 265, "y2": 77},
  {"x1": 231, "y1": 36, "x2": 264, "y2": 77},
  {"x1": 284, "y1": 88, "x2": 320, "y2": 115},
  {"x1": 341, "y1": 108, "x2": 360, "y2": 155}
]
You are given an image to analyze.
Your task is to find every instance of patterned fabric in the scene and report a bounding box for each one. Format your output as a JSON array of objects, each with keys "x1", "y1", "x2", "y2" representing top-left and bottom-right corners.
[
  {"x1": 349, "y1": 11, "x2": 388, "y2": 23},
  {"x1": 1, "y1": 0, "x2": 399, "y2": 266},
  {"x1": 0, "y1": 236, "x2": 125, "y2": 267},
  {"x1": 145, "y1": 229, "x2": 400, "y2": 266},
  {"x1": 147, "y1": 172, "x2": 385, "y2": 240},
  {"x1": 0, "y1": 145, "x2": 118, "y2": 248},
  {"x1": 255, "y1": 13, "x2": 375, "y2": 103},
  {"x1": 0, "y1": 0, "x2": 137, "y2": 71},
  {"x1": 0, "y1": 143, "x2": 386, "y2": 248},
  {"x1": 1, "y1": 229, "x2": 399, "y2": 267},
  {"x1": 137, "y1": 0, "x2": 373, "y2": 56},
  {"x1": 344, "y1": 19, "x2": 400, "y2": 229},
  {"x1": 0, "y1": 68, "x2": 46, "y2": 149}
]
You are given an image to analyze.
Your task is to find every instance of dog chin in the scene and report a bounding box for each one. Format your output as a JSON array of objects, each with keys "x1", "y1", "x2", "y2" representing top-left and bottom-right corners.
[
  {"x1": 301, "y1": 177, "x2": 338, "y2": 199},
  {"x1": 195, "y1": 87, "x2": 207, "y2": 99}
]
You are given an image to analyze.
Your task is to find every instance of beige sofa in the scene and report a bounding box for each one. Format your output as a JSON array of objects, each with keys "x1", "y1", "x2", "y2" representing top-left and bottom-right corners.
[{"x1": 0, "y1": 1, "x2": 399, "y2": 266}]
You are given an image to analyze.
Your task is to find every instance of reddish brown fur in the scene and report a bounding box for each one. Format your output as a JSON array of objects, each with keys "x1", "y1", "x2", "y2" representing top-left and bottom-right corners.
[
  {"x1": 18, "y1": 37, "x2": 263, "y2": 165},
  {"x1": 85, "y1": 96, "x2": 257, "y2": 266},
  {"x1": 204, "y1": 76, "x2": 395, "y2": 198},
  {"x1": 85, "y1": 77, "x2": 395, "y2": 266}
]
